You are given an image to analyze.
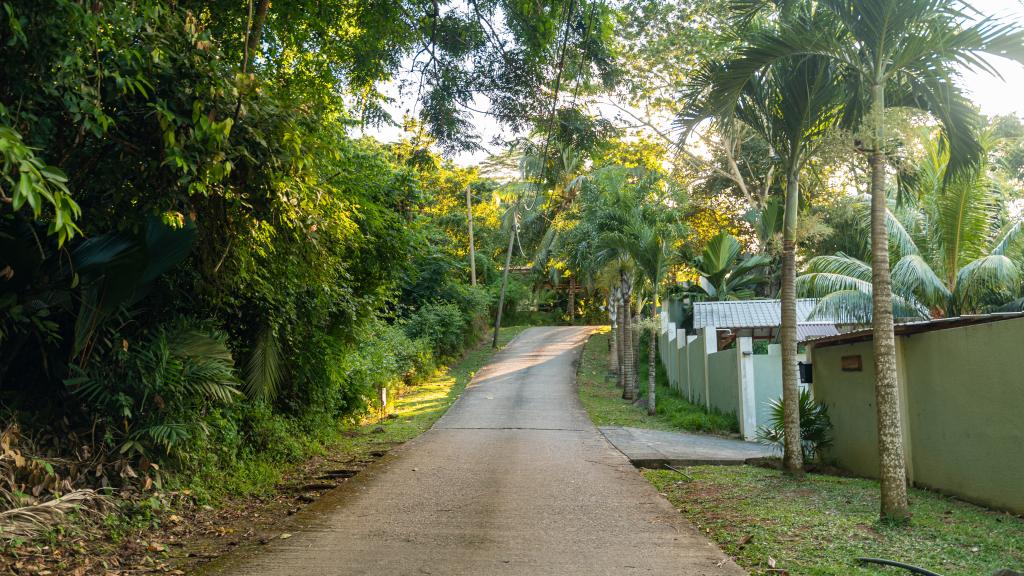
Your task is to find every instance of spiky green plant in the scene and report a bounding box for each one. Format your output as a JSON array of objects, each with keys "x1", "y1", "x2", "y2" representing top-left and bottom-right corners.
[{"x1": 756, "y1": 389, "x2": 833, "y2": 463}]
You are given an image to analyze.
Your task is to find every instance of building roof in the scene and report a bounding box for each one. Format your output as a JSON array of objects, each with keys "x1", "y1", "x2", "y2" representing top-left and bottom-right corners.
[
  {"x1": 802, "y1": 312, "x2": 1024, "y2": 348},
  {"x1": 692, "y1": 298, "x2": 838, "y2": 330},
  {"x1": 797, "y1": 323, "x2": 841, "y2": 340}
]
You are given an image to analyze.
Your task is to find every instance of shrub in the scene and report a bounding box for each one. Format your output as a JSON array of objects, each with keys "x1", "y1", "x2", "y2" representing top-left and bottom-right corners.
[
  {"x1": 404, "y1": 301, "x2": 468, "y2": 359},
  {"x1": 64, "y1": 320, "x2": 241, "y2": 463},
  {"x1": 756, "y1": 389, "x2": 833, "y2": 462}
]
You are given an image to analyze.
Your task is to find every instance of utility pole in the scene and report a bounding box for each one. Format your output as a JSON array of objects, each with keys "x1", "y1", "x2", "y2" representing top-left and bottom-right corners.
[{"x1": 466, "y1": 185, "x2": 477, "y2": 286}]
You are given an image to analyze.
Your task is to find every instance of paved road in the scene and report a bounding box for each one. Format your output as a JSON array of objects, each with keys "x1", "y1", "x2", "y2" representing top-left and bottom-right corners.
[{"x1": 207, "y1": 326, "x2": 745, "y2": 576}]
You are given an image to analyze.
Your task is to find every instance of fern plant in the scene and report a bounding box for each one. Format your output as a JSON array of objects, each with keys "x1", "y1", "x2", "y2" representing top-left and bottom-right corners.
[{"x1": 65, "y1": 321, "x2": 240, "y2": 460}]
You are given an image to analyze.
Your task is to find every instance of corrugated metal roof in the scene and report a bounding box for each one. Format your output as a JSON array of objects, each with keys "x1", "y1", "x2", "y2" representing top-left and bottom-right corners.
[
  {"x1": 692, "y1": 299, "x2": 838, "y2": 329},
  {"x1": 801, "y1": 312, "x2": 1024, "y2": 347},
  {"x1": 797, "y1": 323, "x2": 840, "y2": 340}
]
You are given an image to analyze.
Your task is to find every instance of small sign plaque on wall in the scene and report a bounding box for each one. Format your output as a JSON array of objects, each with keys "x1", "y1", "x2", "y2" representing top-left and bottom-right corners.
[{"x1": 841, "y1": 355, "x2": 863, "y2": 372}]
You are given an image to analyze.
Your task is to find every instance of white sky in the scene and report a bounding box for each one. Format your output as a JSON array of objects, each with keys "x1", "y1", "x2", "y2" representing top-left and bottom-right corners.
[
  {"x1": 364, "y1": 0, "x2": 1024, "y2": 167},
  {"x1": 958, "y1": 0, "x2": 1024, "y2": 116}
]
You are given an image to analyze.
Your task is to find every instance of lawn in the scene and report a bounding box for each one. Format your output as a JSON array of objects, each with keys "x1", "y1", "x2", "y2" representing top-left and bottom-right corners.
[
  {"x1": 646, "y1": 466, "x2": 1024, "y2": 576},
  {"x1": 576, "y1": 327, "x2": 737, "y2": 434}
]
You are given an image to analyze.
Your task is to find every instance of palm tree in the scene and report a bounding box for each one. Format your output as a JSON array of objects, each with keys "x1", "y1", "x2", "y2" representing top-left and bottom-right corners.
[
  {"x1": 582, "y1": 166, "x2": 645, "y2": 400},
  {"x1": 801, "y1": 134, "x2": 1024, "y2": 320},
  {"x1": 608, "y1": 285, "x2": 621, "y2": 374},
  {"x1": 683, "y1": 24, "x2": 847, "y2": 472},
  {"x1": 716, "y1": 0, "x2": 1024, "y2": 519},
  {"x1": 637, "y1": 227, "x2": 673, "y2": 415},
  {"x1": 491, "y1": 139, "x2": 583, "y2": 348},
  {"x1": 492, "y1": 191, "x2": 523, "y2": 348},
  {"x1": 603, "y1": 202, "x2": 676, "y2": 415},
  {"x1": 680, "y1": 232, "x2": 771, "y2": 302}
]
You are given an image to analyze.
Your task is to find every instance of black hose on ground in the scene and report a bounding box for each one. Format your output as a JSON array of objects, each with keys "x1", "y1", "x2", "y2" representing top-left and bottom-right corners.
[{"x1": 855, "y1": 557, "x2": 944, "y2": 576}]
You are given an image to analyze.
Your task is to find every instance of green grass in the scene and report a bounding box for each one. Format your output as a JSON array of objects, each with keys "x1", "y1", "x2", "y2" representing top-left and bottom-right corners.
[
  {"x1": 329, "y1": 325, "x2": 531, "y2": 458},
  {"x1": 577, "y1": 328, "x2": 736, "y2": 434},
  {"x1": 646, "y1": 466, "x2": 1024, "y2": 576}
]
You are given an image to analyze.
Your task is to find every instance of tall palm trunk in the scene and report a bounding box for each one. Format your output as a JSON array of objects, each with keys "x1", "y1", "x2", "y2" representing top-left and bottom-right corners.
[
  {"x1": 869, "y1": 83, "x2": 910, "y2": 520},
  {"x1": 466, "y1": 186, "x2": 477, "y2": 286},
  {"x1": 781, "y1": 166, "x2": 804, "y2": 474},
  {"x1": 647, "y1": 300, "x2": 657, "y2": 415},
  {"x1": 609, "y1": 319, "x2": 619, "y2": 372},
  {"x1": 616, "y1": 297, "x2": 626, "y2": 388},
  {"x1": 567, "y1": 278, "x2": 576, "y2": 322},
  {"x1": 609, "y1": 289, "x2": 620, "y2": 374},
  {"x1": 621, "y1": 274, "x2": 636, "y2": 400},
  {"x1": 492, "y1": 221, "x2": 517, "y2": 348}
]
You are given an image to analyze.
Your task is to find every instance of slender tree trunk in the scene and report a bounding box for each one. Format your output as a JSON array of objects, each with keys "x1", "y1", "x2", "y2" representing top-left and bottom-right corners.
[
  {"x1": 234, "y1": 0, "x2": 270, "y2": 122},
  {"x1": 492, "y1": 220, "x2": 517, "y2": 348},
  {"x1": 609, "y1": 320, "x2": 619, "y2": 372},
  {"x1": 647, "y1": 300, "x2": 657, "y2": 415},
  {"x1": 616, "y1": 296, "x2": 625, "y2": 388},
  {"x1": 466, "y1": 186, "x2": 476, "y2": 286},
  {"x1": 621, "y1": 274, "x2": 635, "y2": 400},
  {"x1": 781, "y1": 166, "x2": 804, "y2": 475},
  {"x1": 609, "y1": 289, "x2": 620, "y2": 374},
  {"x1": 869, "y1": 82, "x2": 910, "y2": 521},
  {"x1": 244, "y1": 0, "x2": 270, "y2": 72},
  {"x1": 568, "y1": 278, "x2": 576, "y2": 322}
]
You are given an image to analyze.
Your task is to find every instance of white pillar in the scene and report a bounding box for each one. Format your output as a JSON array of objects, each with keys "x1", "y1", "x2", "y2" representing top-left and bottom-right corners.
[
  {"x1": 675, "y1": 329, "x2": 686, "y2": 393},
  {"x1": 737, "y1": 336, "x2": 757, "y2": 441},
  {"x1": 666, "y1": 324, "x2": 677, "y2": 387},
  {"x1": 702, "y1": 327, "x2": 717, "y2": 410},
  {"x1": 686, "y1": 334, "x2": 697, "y2": 401}
]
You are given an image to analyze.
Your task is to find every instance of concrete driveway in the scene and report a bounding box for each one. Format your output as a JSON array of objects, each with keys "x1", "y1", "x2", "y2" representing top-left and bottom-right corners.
[{"x1": 205, "y1": 326, "x2": 745, "y2": 576}]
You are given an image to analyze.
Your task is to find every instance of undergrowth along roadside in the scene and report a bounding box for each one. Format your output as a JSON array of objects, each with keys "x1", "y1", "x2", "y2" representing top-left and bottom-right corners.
[
  {"x1": 577, "y1": 328, "x2": 737, "y2": 435},
  {"x1": 0, "y1": 326, "x2": 529, "y2": 576}
]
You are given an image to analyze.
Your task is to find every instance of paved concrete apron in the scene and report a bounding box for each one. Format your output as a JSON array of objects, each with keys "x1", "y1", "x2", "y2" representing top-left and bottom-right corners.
[
  {"x1": 207, "y1": 326, "x2": 745, "y2": 576},
  {"x1": 600, "y1": 426, "x2": 774, "y2": 467}
]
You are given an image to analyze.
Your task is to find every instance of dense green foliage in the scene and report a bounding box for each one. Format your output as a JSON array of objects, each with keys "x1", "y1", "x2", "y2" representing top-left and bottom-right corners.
[{"x1": 0, "y1": 0, "x2": 616, "y2": 497}]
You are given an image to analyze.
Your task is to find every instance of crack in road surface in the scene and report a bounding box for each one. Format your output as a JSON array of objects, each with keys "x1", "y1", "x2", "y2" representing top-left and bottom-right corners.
[{"x1": 203, "y1": 326, "x2": 746, "y2": 576}]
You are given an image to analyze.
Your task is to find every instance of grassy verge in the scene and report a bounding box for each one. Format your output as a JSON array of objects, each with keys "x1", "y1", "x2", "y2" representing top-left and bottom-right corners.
[
  {"x1": 325, "y1": 324, "x2": 530, "y2": 460},
  {"x1": 646, "y1": 466, "x2": 1024, "y2": 576},
  {"x1": 577, "y1": 327, "x2": 736, "y2": 434},
  {"x1": 185, "y1": 326, "x2": 530, "y2": 500}
]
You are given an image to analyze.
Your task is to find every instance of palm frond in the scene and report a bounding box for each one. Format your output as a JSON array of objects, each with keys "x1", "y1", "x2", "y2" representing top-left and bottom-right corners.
[
  {"x1": 797, "y1": 272, "x2": 873, "y2": 300},
  {"x1": 803, "y1": 253, "x2": 873, "y2": 281},
  {"x1": 807, "y1": 289, "x2": 874, "y2": 324},
  {"x1": 0, "y1": 490, "x2": 107, "y2": 539},
  {"x1": 954, "y1": 254, "x2": 1022, "y2": 313},
  {"x1": 891, "y1": 254, "x2": 951, "y2": 309},
  {"x1": 244, "y1": 325, "x2": 284, "y2": 402},
  {"x1": 993, "y1": 220, "x2": 1024, "y2": 257}
]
